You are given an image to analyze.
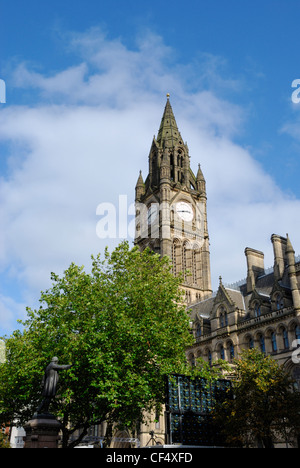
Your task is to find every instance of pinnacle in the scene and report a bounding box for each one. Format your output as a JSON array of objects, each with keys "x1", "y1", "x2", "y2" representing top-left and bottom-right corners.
[
  {"x1": 156, "y1": 96, "x2": 183, "y2": 147},
  {"x1": 136, "y1": 170, "x2": 144, "y2": 187},
  {"x1": 196, "y1": 164, "x2": 205, "y2": 181},
  {"x1": 286, "y1": 233, "x2": 295, "y2": 254}
]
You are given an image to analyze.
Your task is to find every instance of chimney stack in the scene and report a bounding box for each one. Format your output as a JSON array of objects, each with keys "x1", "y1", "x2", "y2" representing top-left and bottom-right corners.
[
  {"x1": 271, "y1": 234, "x2": 287, "y2": 280},
  {"x1": 245, "y1": 248, "x2": 265, "y2": 293}
]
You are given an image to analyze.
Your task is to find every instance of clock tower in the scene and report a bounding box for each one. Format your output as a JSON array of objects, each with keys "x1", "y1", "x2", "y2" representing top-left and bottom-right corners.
[{"x1": 135, "y1": 95, "x2": 212, "y2": 303}]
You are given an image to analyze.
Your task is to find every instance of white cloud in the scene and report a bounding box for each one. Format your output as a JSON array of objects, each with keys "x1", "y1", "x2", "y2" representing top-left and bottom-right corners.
[
  {"x1": 179, "y1": 119, "x2": 300, "y2": 288},
  {"x1": 0, "y1": 28, "x2": 299, "y2": 334},
  {"x1": 0, "y1": 293, "x2": 27, "y2": 335}
]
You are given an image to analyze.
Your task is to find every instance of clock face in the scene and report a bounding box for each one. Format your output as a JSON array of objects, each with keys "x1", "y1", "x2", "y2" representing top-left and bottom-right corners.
[
  {"x1": 147, "y1": 204, "x2": 158, "y2": 225},
  {"x1": 176, "y1": 201, "x2": 193, "y2": 222}
]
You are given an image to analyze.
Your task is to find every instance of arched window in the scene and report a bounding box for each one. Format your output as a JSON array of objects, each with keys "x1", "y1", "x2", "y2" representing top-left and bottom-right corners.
[
  {"x1": 220, "y1": 313, "x2": 224, "y2": 328},
  {"x1": 295, "y1": 324, "x2": 300, "y2": 340},
  {"x1": 195, "y1": 323, "x2": 202, "y2": 340},
  {"x1": 219, "y1": 345, "x2": 225, "y2": 360},
  {"x1": 228, "y1": 341, "x2": 235, "y2": 362},
  {"x1": 271, "y1": 332, "x2": 277, "y2": 352},
  {"x1": 208, "y1": 350, "x2": 212, "y2": 367},
  {"x1": 282, "y1": 328, "x2": 289, "y2": 349},
  {"x1": 188, "y1": 353, "x2": 195, "y2": 367},
  {"x1": 172, "y1": 242, "x2": 176, "y2": 276},
  {"x1": 182, "y1": 242, "x2": 190, "y2": 282},
  {"x1": 247, "y1": 335, "x2": 254, "y2": 349},
  {"x1": 275, "y1": 293, "x2": 284, "y2": 310},
  {"x1": 172, "y1": 240, "x2": 182, "y2": 277},
  {"x1": 182, "y1": 244, "x2": 186, "y2": 279},
  {"x1": 218, "y1": 306, "x2": 228, "y2": 328},
  {"x1": 192, "y1": 249, "x2": 198, "y2": 284},
  {"x1": 183, "y1": 242, "x2": 193, "y2": 284},
  {"x1": 186, "y1": 291, "x2": 191, "y2": 304},
  {"x1": 170, "y1": 153, "x2": 174, "y2": 181},
  {"x1": 254, "y1": 302, "x2": 261, "y2": 317},
  {"x1": 258, "y1": 334, "x2": 265, "y2": 354}
]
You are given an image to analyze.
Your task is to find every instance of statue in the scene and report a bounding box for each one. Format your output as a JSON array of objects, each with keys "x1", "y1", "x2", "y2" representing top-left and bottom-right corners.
[{"x1": 36, "y1": 357, "x2": 72, "y2": 415}]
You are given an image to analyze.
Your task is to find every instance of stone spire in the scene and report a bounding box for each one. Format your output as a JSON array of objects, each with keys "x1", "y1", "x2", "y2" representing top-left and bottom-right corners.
[
  {"x1": 286, "y1": 233, "x2": 295, "y2": 255},
  {"x1": 156, "y1": 94, "x2": 183, "y2": 148},
  {"x1": 196, "y1": 164, "x2": 206, "y2": 194},
  {"x1": 134, "y1": 94, "x2": 212, "y2": 302},
  {"x1": 135, "y1": 170, "x2": 145, "y2": 201}
]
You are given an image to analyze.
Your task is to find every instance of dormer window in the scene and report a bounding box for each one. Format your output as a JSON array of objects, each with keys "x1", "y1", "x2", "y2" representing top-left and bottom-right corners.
[
  {"x1": 254, "y1": 302, "x2": 261, "y2": 317},
  {"x1": 275, "y1": 294, "x2": 284, "y2": 310},
  {"x1": 195, "y1": 322, "x2": 202, "y2": 340},
  {"x1": 218, "y1": 306, "x2": 228, "y2": 328}
]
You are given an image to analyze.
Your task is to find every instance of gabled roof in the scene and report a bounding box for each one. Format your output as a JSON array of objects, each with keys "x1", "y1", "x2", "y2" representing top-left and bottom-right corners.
[
  {"x1": 188, "y1": 280, "x2": 246, "y2": 320},
  {"x1": 188, "y1": 295, "x2": 215, "y2": 320}
]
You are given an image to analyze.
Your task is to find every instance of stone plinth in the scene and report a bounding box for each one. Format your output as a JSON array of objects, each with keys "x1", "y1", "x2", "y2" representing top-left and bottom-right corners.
[{"x1": 23, "y1": 414, "x2": 61, "y2": 448}]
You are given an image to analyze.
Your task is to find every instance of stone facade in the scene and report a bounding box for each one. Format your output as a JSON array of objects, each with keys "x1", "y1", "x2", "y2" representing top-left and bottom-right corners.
[
  {"x1": 133, "y1": 96, "x2": 300, "y2": 446},
  {"x1": 75, "y1": 96, "x2": 300, "y2": 448},
  {"x1": 134, "y1": 96, "x2": 212, "y2": 303},
  {"x1": 134, "y1": 96, "x2": 300, "y2": 387},
  {"x1": 187, "y1": 234, "x2": 300, "y2": 389}
]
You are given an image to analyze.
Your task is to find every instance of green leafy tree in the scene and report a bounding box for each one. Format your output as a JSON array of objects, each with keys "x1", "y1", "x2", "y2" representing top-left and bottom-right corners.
[
  {"x1": 0, "y1": 242, "x2": 196, "y2": 448},
  {"x1": 0, "y1": 341, "x2": 5, "y2": 363},
  {"x1": 213, "y1": 348, "x2": 300, "y2": 448},
  {"x1": 0, "y1": 432, "x2": 10, "y2": 448}
]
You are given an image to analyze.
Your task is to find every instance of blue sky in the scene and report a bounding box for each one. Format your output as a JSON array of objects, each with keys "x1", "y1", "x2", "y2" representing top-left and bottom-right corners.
[{"x1": 1, "y1": 0, "x2": 300, "y2": 335}]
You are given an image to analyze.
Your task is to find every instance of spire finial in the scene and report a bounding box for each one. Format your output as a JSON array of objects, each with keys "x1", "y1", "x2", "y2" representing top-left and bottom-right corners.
[{"x1": 166, "y1": 93, "x2": 170, "y2": 99}]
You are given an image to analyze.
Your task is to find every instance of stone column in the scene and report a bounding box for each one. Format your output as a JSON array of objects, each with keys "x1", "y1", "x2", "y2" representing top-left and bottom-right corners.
[{"x1": 23, "y1": 414, "x2": 61, "y2": 449}]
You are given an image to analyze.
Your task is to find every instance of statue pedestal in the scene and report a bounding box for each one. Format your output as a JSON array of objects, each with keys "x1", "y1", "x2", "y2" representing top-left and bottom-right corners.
[{"x1": 23, "y1": 414, "x2": 62, "y2": 448}]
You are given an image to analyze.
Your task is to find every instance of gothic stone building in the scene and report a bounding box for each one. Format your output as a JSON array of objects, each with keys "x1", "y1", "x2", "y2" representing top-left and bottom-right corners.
[
  {"x1": 187, "y1": 235, "x2": 300, "y2": 387},
  {"x1": 133, "y1": 96, "x2": 300, "y2": 446},
  {"x1": 135, "y1": 95, "x2": 212, "y2": 304}
]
